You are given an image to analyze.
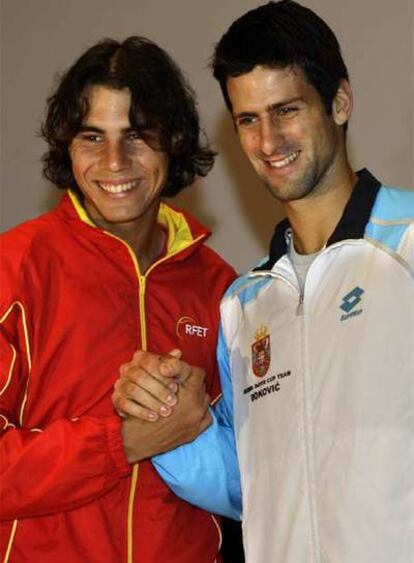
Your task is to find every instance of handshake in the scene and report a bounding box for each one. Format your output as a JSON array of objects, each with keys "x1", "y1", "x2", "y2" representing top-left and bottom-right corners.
[{"x1": 112, "y1": 350, "x2": 212, "y2": 464}]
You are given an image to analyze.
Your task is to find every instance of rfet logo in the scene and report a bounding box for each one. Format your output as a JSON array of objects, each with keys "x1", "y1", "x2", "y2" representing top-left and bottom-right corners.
[
  {"x1": 251, "y1": 325, "x2": 271, "y2": 378},
  {"x1": 176, "y1": 316, "x2": 209, "y2": 339}
]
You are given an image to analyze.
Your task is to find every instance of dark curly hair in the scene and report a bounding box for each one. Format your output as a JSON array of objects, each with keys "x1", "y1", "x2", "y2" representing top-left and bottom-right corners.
[
  {"x1": 42, "y1": 36, "x2": 215, "y2": 197},
  {"x1": 212, "y1": 0, "x2": 349, "y2": 118}
]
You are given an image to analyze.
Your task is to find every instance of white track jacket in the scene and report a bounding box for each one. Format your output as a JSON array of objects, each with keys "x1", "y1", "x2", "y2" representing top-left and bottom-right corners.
[{"x1": 154, "y1": 170, "x2": 414, "y2": 563}]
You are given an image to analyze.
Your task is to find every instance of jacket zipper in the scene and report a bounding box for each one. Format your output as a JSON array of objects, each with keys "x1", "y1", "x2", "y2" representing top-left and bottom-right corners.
[
  {"x1": 284, "y1": 231, "x2": 319, "y2": 558},
  {"x1": 66, "y1": 193, "x2": 210, "y2": 562},
  {"x1": 124, "y1": 251, "x2": 145, "y2": 563},
  {"x1": 298, "y1": 292, "x2": 321, "y2": 562},
  {"x1": 253, "y1": 246, "x2": 321, "y2": 560},
  {"x1": 285, "y1": 229, "x2": 305, "y2": 316},
  {"x1": 287, "y1": 239, "x2": 321, "y2": 562},
  {"x1": 106, "y1": 233, "x2": 205, "y2": 563}
]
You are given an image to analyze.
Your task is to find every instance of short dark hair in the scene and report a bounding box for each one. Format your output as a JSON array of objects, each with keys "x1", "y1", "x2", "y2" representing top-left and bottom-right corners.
[
  {"x1": 42, "y1": 36, "x2": 215, "y2": 197},
  {"x1": 212, "y1": 0, "x2": 349, "y2": 114}
]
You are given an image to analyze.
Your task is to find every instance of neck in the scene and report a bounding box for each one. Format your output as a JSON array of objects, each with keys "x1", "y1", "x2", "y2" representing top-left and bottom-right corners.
[
  {"x1": 85, "y1": 199, "x2": 166, "y2": 273},
  {"x1": 284, "y1": 165, "x2": 357, "y2": 254},
  {"x1": 113, "y1": 218, "x2": 166, "y2": 274}
]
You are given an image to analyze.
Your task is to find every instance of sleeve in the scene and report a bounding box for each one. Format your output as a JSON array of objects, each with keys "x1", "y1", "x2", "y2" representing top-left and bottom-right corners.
[
  {"x1": 152, "y1": 323, "x2": 242, "y2": 520},
  {"x1": 0, "y1": 309, "x2": 131, "y2": 522}
]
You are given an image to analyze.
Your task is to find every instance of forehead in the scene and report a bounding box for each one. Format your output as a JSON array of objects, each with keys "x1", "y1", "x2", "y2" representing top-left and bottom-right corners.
[
  {"x1": 227, "y1": 65, "x2": 319, "y2": 114},
  {"x1": 82, "y1": 85, "x2": 132, "y2": 125}
]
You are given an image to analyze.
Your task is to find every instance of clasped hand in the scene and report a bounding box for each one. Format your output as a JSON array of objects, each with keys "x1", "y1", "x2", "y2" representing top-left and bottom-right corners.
[{"x1": 112, "y1": 350, "x2": 212, "y2": 463}]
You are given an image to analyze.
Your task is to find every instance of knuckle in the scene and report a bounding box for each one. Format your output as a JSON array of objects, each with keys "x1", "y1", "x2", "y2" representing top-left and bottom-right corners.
[
  {"x1": 122, "y1": 396, "x2": 131, "y2": 410},
  {"x1": 125, "y1": 381, "x2": 137, "y2": 396},
  {"x1": 116, "y1": 396, "x2": 128, "y2": 412},
  {"x1": 132, "y1": 350, "x2": 145, "y2": 362},
  {"x1": 125, "y1": 368, "x2": 141, "y2": 385},
  {"x1": 111, "y1": 391, "x2": 120, "y2": 407},
  {"x1": 127, "y1": 367, "x2": 141, "y2": 383}
]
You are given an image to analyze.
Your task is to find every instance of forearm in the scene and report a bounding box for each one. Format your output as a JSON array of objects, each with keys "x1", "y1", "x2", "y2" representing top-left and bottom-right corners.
[
  {"x1": 152, "y1": 410, "x2": 242, "y2": 520},
  {"x1": 0, "y1": 414, "x2": 131, "y2": 520}
]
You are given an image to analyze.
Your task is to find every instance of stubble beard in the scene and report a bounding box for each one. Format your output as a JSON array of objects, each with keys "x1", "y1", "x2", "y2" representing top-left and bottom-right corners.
[{"x1": 262, "y1": 148, "x2": 337, "y2": 204}]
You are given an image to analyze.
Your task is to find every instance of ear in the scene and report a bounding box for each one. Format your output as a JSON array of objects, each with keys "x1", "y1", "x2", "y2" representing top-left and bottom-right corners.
[{"x1": 332, "y1": 79, "x2": 353, "y2": 126}]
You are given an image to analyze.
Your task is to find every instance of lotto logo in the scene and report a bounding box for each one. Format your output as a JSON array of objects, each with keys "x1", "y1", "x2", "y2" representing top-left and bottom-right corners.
[
  {"x1": 340, "y1": 286, "x2": 365, "y2": 322},
  {"x1": 340, "y1": 286, "x2": 364, "y2": 313}
]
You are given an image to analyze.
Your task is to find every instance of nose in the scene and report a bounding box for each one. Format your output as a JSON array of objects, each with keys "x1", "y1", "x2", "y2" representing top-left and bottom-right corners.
[
  {"x1": 258, "y1": 119, "x2": 279, "y2": 157},
  {"x1": 101, "y1": 140, "x2": 130, "y2": 171}
]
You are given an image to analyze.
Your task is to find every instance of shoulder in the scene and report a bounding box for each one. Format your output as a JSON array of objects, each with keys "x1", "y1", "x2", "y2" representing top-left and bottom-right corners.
[
  {"x1": 2, "y1": 214, "x2": 50, "y2": 256},
  {"x1": 371, "y1": 184, "x2": 414, "y2": 222},
  {"x1": 367, "y1": 184, "x2": 414, "y2": 266},
  {"x1": 198, "y1": 244, "x2": 236, "y2": 277},
  {"x1": 1, "y1": 209, "x2": 61, "y2": 256},
  {"x1": 0, "y1": 209, "x2": 64, "y2": 290},
  {"x1": 189, "y1": 245, "x2": 237, "y2": 306},
  {"x1": 221, "y1": 262, "x2": 274, "y2": 309}
]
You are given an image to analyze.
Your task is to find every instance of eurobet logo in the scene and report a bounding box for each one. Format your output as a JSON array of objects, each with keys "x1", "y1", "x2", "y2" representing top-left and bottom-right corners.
[
  {"x1": 340, "y1": 286, "x2": 364, "y2": 321},
  {"x1": 176, "y1": 316, "x2": 209, "y2": 339}
]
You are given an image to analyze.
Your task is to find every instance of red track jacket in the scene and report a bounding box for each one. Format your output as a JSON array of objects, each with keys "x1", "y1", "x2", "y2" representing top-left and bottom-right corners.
[{"x1": 0, "y1": 192, "x2": 236, "y2": 562}]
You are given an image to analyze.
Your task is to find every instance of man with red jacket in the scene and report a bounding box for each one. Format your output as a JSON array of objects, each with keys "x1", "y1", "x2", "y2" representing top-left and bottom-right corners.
[{"x1": 0, "y1": 36, "x2": 237, "y2": 562}]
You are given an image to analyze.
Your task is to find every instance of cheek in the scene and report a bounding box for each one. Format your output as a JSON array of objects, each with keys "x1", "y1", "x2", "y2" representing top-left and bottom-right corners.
[
  {"x1": 238, "y1": 132, "x2": 257, "y2": 158},
  {"x1": 70, "y1": 157, "x2": 82, "y2": 181},
  {"x1": 70, "y1": 145, "x2": 99, "y2": 175},
  {"x1": 70, "y1": 147, "x2": 86, "y2": 177},
  {"x1": 282, "y1": 119, "x2": 305, "y2": 139},
  {"x1": 75, "y1": 159, "x2": 98, "y2": 185},
  {"x1": 153, "y1": 154, "x2": 170, "y2": 182},
  {"x1": 312, "y1": 124, "x2": 337, "y2": 157}
]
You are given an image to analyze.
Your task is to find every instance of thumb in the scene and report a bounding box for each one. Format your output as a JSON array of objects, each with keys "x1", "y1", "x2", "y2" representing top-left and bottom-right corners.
[
  {"x1": 182, "y1": 365, "x2": 205, "y2": 387},
  {"x1": 168, "y1": 349, "x2": 182, "y2": 359}
]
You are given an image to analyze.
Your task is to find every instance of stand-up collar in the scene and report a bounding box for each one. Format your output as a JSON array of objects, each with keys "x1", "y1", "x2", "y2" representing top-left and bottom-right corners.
[
  {"x1": 255, "y1": 169, "x2": 382, "y2": 271},
  {"x1": 56, "y1": 191, "x2": 210, "y2": 259}
]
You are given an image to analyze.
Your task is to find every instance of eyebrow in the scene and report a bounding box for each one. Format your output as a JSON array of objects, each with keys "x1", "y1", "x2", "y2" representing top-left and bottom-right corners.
[
  {"x1": 268, "y1": 97, "x2": 305, "y2": 111},
  {"x1": 77, "y1": 125, "x2": 104, "y2": 133},
  {"x1": 77, "y1": 125, "x2": 138, "y2": 133},
  {"x1": 233, "y1": 96, "x2": 305, "y2": 120}
]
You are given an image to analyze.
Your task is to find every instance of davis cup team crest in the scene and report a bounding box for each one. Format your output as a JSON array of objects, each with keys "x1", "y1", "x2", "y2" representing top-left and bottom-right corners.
[{"x1": 251, "y1": 325, "x2": 271, "y2": 377}]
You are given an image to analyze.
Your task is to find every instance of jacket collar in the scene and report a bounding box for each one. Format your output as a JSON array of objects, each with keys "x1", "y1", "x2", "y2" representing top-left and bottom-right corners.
[
  {"x1": 56, "y1": 191, "x2": 210, "y2": 259},
  {"x1": 255, "y1": 169, "x2": 382, "y2": 271}
]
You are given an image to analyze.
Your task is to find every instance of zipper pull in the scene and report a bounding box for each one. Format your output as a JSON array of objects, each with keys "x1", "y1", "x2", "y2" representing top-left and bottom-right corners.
[
  {"x1": 296, "y1": 292, "x2": 304, "y2": 316},
  {"x1": 285, "y1": 227, "x2": 293, "y2": 246}
]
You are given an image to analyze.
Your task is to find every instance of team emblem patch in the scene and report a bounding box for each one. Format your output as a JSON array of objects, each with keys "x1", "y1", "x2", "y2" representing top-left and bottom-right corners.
[{"x1": 251, "y1": 325, "x2": 271, "y2": 378}]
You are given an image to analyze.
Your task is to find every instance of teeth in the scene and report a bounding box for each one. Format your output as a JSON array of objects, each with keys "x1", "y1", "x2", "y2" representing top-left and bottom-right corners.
[
  {"x1": 268, "y1": 151, "x2": 299, "y2": 169},
  {"x1": 99, "y1": 180, "x2": 138, "y2": 194}
]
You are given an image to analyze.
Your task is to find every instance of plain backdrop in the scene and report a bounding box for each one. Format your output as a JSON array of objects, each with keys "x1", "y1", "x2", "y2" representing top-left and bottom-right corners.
[{"x1": 1, "y1": 0, "x2": 413, "y2": 272}]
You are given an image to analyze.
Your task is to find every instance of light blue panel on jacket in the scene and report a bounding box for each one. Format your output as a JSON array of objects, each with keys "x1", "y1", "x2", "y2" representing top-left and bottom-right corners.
[
  {"x1": 365, "y1": 222, "x2": 410, "y2": 252},
  {"x1": 366, "y1": 186, "x2": 414, "y2": 252},
  {"x1": 152, "y1": 322, "x2": 242, "y2": 520},
  {"x1": 224, "y1": 274, "x2": 273, "y2": 311},
  {"x1": 370, "y1": 186, "x2": 414, "y2": 221},
  {"x1": 152, "y1": 410, "x2": 242, "y2": 520}
]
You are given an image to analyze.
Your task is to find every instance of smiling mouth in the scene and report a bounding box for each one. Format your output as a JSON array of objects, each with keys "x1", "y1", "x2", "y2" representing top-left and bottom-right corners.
[
  {"x1": 267, "y1": 151, "x2": 300, "y2": 169},
  {"x1": 97, "y1": 179, "x2": 141, "y2": 194}
]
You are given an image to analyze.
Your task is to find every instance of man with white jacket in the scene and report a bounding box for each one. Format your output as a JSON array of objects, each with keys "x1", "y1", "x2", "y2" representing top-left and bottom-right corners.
[{"x1": 113, "y1": 2, "x2": 414, "y2": 561}]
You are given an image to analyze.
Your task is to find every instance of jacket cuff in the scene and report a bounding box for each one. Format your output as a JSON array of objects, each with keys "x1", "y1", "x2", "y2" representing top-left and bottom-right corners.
[{"x1": 106, "y1": 416, "x2": 131, "y2": 478}]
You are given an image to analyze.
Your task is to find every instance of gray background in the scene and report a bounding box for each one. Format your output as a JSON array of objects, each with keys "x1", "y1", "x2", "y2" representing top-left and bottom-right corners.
[{"x1": 1, "y1": 0, "x2": 413, "y2": 272}]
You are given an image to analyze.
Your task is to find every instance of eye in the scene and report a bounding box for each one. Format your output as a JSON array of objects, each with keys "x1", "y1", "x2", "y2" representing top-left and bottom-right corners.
[
  {"x1": 78, "y1": 133, "x2": 103, "y2": 143},
  {"x1": 127, "y1": 130, "x2": 142, "y2": 141},
  {"x1": 276, "y1": 106, "x2": 299, "y2": 118},
  {"x1": 235, "y1": 115, "x2": 257, "y2": 128}
]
